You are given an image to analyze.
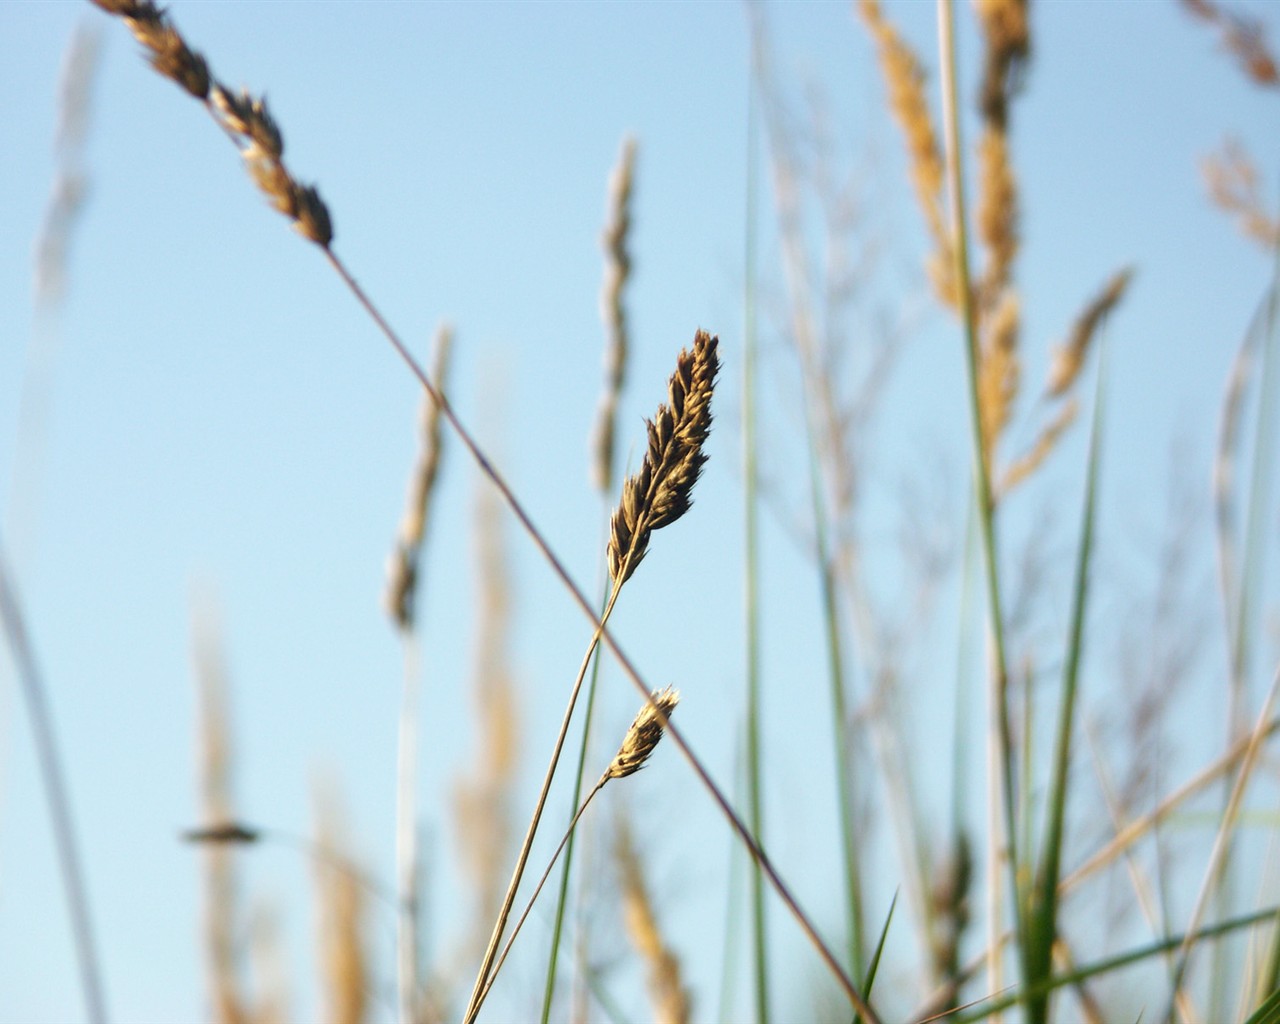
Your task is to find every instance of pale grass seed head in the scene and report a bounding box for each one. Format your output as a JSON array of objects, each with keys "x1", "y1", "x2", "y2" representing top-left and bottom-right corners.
[
  {"x1": 608, "y1": 331, "x2": 719, "y2": 586},
  {"x1": 857, "y1": 0, "x2": 955, "y2": 307},
  {"x1": 977, "y1": 289, "x2": 1021, "y2": 469},
  {"x1": 975, "y1": 129, "x2": 1019, "y2": 307},
  {"x1": 615, "y1": 818, "x2": 690, "y2": 1024},
  {"x1": 385, "y1": 324, "x2": 454, "y2": 630},
  {"x1": 313, "y1": 784, "x2": 368, "y2": 1024},
  {"x1": 1046, "y1": 266, "x2": 1133, "y2": 398},
  {"x1": 1201, "y1": 139, "x2": 1280, "y2": 249},
  {"x1": 592, "y1": 135, "x2": 638, "y2": 495}
]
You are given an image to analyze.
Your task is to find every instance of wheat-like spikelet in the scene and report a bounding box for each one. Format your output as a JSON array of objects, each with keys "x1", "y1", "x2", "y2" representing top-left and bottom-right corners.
[
  {"x1": 615, "y1": 818, "x2": 690, "y2": 1024},
  {"x1": 385, "y1": 324, "x2": 454, "y2": 630},
  {"x1": 606, "y1": 686, "x2": 679, "y2": 781},
  {"x1": 857, "y1": 0, "x2": 956, "y2": 308},
  {"x1": 1046, "y1": 267, "x2": 1133, "y2": 398},
  {"x1": 592, "y1": 135, "x2": 637, "y2": 495},
  {"x1": 453, "y1": 477, "x2": 521, "y2": 958},
  {"x1": 313, "y1": 784, "x2": 368, "y2": 1024},
  {"x1": 90, "y1": 0, "x2": 333, "y2": 245},
  {"x1": 607, "y1": 332, "x2": 719, "y2": 586}
]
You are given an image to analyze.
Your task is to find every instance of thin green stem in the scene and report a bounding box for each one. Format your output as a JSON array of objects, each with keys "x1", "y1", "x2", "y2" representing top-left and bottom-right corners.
[
  {"x1": 742, "y1": 65, "x2": 771, "y2": 1024},
  {"x1": 1025, "y1": 344, "x2": 1107, "y2": 1022}
]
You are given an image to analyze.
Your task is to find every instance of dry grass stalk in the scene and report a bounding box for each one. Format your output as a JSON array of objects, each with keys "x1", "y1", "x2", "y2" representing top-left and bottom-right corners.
[
  {"x1": 385, "y1": 324, "x2": 455, "y2": 630},
  {"x1": 313, "y1": 784, "x2": 369, "y2": 1024},
  {"x1": 857, "y1": 0, "x2": 957, "y2": 307},
  {"x1": 1183, "y1": 0, "x2": 1279, "y2": 87},
  {"x1": 1046, "y1": 267, "x2": 1133, "y2": 397},
  {"x1": 608, "y1": 331, "x2": 719, "y2": 586},
  {"x1": 615, "y1": 818, "x2": 691, "y2": 1024},
  {"x1": 90, "y1": 0, "x2": 332, "y2": 244},
  {"x1": 1202, "y1": 140, "x2": 1280, "y2": 249},
  {"x1": 592, "y1": 135, "x2": 637, "y2": 494}
]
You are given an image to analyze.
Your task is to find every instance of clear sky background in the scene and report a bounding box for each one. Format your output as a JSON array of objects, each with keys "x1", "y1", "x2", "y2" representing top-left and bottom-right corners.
[{"x1": 2, "y1": 1, "x2": 1279, "y2": 1022}]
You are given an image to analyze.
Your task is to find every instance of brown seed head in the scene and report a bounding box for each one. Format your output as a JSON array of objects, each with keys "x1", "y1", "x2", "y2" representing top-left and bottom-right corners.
[
  {"x1": 606, "y1": 686, "x2": 679, "y2": 782},
  {"x1": 607, "y1": 331, "x2": 719, "y2": 586},
  {"x1": 102, "y1": 0, "x2": 210, "y2": 99}
]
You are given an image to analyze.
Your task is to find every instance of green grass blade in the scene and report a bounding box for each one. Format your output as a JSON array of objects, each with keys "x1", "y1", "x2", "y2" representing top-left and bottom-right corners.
[
  {"x1": 953, "y1": 905, "x2": 1280, "y2": 1024},
  {"x1": 1024, "y1": 342, "x2": 1108, "y2": 1020}
]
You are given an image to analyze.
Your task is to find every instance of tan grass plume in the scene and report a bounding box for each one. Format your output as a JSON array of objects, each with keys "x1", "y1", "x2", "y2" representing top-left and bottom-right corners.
[
  {"x1": 857, "y1": 0, "x2": 956, "y2": 306},
  {"x1": 607, "y1": 331, "x2": 719, "y2": 586},
  {"x1": 592, "y1": 135, "x2": 638, "y2": 494},
  {"x1": 385, "y1": 324, "x2": 455, "y2": 630},
  {"x1": 616, "y1": 817, "x2": 690, "y2": 1024},
  {"x1": 1202, "y1": 139, "x2": 1280, "y2": 249},
  {"x1": 313, "y1": 783, "x2": 369, "y2": 1024}
]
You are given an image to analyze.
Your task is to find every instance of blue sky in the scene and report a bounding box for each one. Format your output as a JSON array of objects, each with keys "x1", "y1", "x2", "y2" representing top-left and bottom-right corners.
[{"x1": 2, "y1": 1, "x2": 1279, "y2": 1021}]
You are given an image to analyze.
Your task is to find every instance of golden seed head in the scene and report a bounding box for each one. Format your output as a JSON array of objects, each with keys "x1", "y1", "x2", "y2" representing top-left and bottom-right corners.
[{"x1": 607, "y1": 331, "x2": 719, "y2": 586}]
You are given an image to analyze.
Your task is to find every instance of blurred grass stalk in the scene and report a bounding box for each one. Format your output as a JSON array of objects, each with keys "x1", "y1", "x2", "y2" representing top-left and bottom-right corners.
[{"x1": 934, "y1": 0, "x2": 1022, "y2": 1009}]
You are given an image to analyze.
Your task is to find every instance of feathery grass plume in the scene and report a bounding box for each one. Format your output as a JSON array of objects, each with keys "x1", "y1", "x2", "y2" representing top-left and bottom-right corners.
[
  {"x1": 616, "y1": 817, "x2": 691, "y2": 1024},
  {"x1": 976, "y1": 289, "x2": 1021, "y2": 473},
  {"x1": 592, "y1": 135, "x2": 637, "y2": 494},
  {"x1": 313, "y1": 783, "x2": 369, "y2": 1024},
  {"x1": 385, "y1": 325, "x2": 455, "y2": 630},
  {"x1": 973, "y1": 0, "x2": 1026, "y2": 305},
  {"x1": 857, "y1": 0, "x2": 956, "y2": 307},
  {"x1": 975, "y1": 0, "x2": 1030, "y2": 130},
  {"x1": 1046, "y1": 267, "x2": 1133, "y2": 398},
  {"x1": 1183, "y1": 0, "x2": 1279, "y2": 87},
  {"x1": 975, "y1": 128, "x2": 1018, "y2": 309},
  {"x1": 1202, "y1": 140, "x2": 1280, "y2": 249},
  {"x1": 192, "y1": 605, "x2": 255, "y2": 1024},
  {"x1": 608, "y1": 331, "x2": 719, "y2": 586},
  {"x1": 453, "y1": 475, "x2": 521, "y2": 956}
]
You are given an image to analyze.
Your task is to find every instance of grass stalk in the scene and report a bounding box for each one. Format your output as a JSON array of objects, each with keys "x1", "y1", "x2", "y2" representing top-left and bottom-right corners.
[
  {"x1": 741, "y1": 58, "x2": 771, "y2": 1022},
  {"x1": 89, "y1": 7, "x2": 876, "y2": 1012},
  {"x1": 935, "y1": 0, "x2": 1021, "y2": 1002},
  {"x1": 1166, "y1": 659, "x2": 1280, "y2": 1020},
  {"x1": 950, "y1": 904, "x2": 1280, "y2": 1024},
  {"x1": 0, "y1": 542, "x2": 107, "y2": 1024}
]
